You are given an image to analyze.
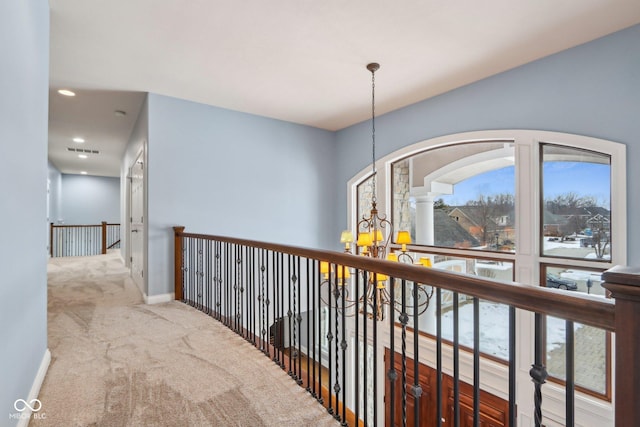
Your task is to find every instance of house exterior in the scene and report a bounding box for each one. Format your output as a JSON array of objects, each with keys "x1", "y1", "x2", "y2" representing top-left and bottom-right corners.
[
  {"x1": 447, "y1": 206, "x2": 514, "y2": 248},
  {"x1": 3, "y1": 2, "x2": 639, "y2": 425}
]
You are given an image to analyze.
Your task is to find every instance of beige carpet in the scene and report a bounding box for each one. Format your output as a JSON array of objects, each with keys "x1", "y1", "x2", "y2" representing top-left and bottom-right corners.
[{"x1": 33, "y1": 251, "x2": 338, "y2": 426}]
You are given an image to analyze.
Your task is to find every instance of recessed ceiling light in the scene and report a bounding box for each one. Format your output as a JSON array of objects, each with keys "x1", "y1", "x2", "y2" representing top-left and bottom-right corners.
[
  {"x1": 73, "y1": 137, "x2": 85, "y2": 143},
  {"x1": 78, "y1": 154, "x2": 88, "y2": 159},
  {"x1": 58, "y1": 89, "x2": 75, "y2": 97},
  {"x1": 80, "y1": 171, "x2": 87, "y2": 175},
  {"x1": 114, "y1": 110, "x2": 127, "y2": 117}
]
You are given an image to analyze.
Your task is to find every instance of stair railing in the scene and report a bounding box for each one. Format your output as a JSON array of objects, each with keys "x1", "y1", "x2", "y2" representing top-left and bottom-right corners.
[
  {"x1": 50, "y1": 222, "x2": 120, "y2": 257},
  {"x1": 173, "y1": 226, "x2": 639, "y2": 427}
]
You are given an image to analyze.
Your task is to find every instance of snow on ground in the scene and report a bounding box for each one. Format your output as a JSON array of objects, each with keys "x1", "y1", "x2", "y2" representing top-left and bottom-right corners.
[
  {"x1": 439, "y1": 301, "x2": 579, "y2": 360},
  {"x1": 543, "y1": 236, "x2": 610, "y2": 260}
]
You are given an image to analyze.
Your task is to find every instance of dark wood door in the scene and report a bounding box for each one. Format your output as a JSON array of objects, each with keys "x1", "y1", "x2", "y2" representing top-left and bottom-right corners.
[
  {"x1": 385, "y1": 348, "x2": 509, "y2": 427},
  {"x1": 443, "y1": 375, "x2": 509, "y2": 427},
  {"x1": 385, "y1": 349, "x2": 437, "y2": 426}
]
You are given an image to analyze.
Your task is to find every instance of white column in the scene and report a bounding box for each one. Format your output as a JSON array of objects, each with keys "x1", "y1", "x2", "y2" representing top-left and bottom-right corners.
[{"x1": 415, "y1": 194, "x2": 435, "y2": 246}]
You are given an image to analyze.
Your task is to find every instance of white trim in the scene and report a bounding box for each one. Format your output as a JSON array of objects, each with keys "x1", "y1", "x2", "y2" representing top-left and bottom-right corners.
[
  {"x1": 16, "y1": 348, "x2": 51, "y2": 427},
  {"x1": 144, "y1": 292, "x2": 175, "y2": 305}
]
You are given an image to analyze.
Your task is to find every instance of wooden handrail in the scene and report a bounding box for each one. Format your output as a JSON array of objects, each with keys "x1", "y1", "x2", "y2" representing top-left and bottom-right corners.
[{"x1": 174, "y1": 229, "x2": 615, "y2": 331}]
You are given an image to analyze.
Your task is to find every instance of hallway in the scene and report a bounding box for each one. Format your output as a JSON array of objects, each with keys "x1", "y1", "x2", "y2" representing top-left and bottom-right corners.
[{"x1": 33, "y1": 252, "x2": 337, "y2": 426}]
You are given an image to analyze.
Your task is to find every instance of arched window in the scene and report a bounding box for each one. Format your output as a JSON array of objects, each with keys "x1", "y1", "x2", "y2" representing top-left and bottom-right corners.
[{"x1": 348, "y1": 130, "x2": 626, "y2": 398}]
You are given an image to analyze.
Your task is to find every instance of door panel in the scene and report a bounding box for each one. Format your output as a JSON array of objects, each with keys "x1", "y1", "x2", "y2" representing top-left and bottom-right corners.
[
  {"x1": 385, "y1": 348, "x2": 509, "y2": 427},
  {"x1": 130, "y1": 151, "x2": 144, "y2": 293}
]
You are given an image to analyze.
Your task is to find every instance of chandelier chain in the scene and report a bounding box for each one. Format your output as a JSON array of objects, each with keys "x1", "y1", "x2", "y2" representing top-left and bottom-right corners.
[{"x1": 371, "y1": 66, "x2": 377, "y2": 205}]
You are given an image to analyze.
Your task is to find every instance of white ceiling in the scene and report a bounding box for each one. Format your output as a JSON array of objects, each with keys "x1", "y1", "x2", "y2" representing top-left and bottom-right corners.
[{"x1": 48, "y1": 0, "x2": 640, "y2": 177}]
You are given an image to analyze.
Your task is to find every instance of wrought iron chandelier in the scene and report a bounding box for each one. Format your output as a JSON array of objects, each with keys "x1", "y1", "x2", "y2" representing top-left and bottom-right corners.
[{"x1": 324, "y1": 63, "x2": 433, "y2": 321}]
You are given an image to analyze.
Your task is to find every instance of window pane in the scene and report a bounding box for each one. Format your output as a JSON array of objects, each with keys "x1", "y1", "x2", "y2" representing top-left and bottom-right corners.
[
  {"x1": 546, "y1": 317, "x2": 607, "y2": 395},
  {"x1": 541, "y1": 144, "x2": 611, "y2": 260},
  {"x1": 395, "y1": 253, "x2": 513, "y2": 360},
  {"x1": 544, "y1": 266, "x2": 605, "y2": 296},
  {"x1": 543, "y1": 265, "x2": 609, "y2": 396},
  {"x1": 392, "y1": 142, "x2": 515, "y2": 252},
  {"x1": 441, "y1": 298, "x2": 510, "y2": 360}
]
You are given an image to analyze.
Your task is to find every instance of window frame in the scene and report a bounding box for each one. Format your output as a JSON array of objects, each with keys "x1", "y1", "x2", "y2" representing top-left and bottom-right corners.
[{"x1": 345, "y1": 129, "x2": 626, "y2": 400}]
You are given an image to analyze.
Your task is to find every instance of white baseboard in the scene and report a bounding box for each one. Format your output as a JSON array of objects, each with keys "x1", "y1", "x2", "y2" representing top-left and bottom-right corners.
[
  {"x1": 16, "y1": 348, "x2": 50, "y2": 427},
  {"x1": 144, "y1": 292, "x2": 175, "y2": 305}
]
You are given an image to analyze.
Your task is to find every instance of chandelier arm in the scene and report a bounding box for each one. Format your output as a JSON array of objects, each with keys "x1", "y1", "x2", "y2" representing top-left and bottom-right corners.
[{"x1": 392, "y1": 283, "x2": 434, "y2": 316}]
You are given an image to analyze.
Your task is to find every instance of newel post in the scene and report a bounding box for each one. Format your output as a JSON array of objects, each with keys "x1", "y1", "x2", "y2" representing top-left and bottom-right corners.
[
  {"x1": 602, "y1": 265, "x2": 640, "y2": 426},
  {"x1": 101, "y1": 221, "x2": 108, "y2": 254},
  {"x1": 173, "y1": 226, "x2": 185, "y2": 301},
  {"x1": 49, "y1": 222, "x2": 54, "y2": 257}
]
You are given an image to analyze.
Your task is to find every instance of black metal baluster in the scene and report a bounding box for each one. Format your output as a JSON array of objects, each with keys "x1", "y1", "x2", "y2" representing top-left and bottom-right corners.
[
  {"x1": 296, "y1": 256, "x2": 303, "y2": 385},
  {"x1": 226, "y1": 242, "x2": 231, "y2": 327},
  {"x1": 197, "y1": 238, "x2": 203, "y2": 311},
  {"x1": 249, "y1": 247, "x2": 255, "y2": 343},
  {"x1": 453, "y1": 292, "x2": 460, "y2": 427},
  {"x1": 288, "y1": 254, "x2": 295, "y2": 378},
  {"x1": 264, "y1": 250, "x2": 271, "y2": 356},
  {"x1": 259, "y1": 249, "x2": 266, "y2": 353},
  {"x1": 315, "y1": 259, "x2": 322, "y2": 403},
  {"x1": 214, "y1": 241, "x2": 221, "y2": 319},
  {"x1": 245, "y1": 247, "x2": 250, "y2": 340},
  {"x1": 278, "y1": 252, "x2": 287, "y2": 369},
  {"x1": 183, "y1": 236, "x2": 188, "y2": 301},
  {"x1": 306, "y1": 258, "x2": 311, "y2": 393},
  {"x1": 333, "y1": 264, "x2": 341, "y2": 422},
  {"x1": 186, "y1": 237, "x2": 191, "y2": 305},
  {"x1": 246, "y1": 246, "x2": 251, "y2": 341},
  {"x1": 362, "y1": 271, "x2": 368, "y2": 427},
  {"x1": 530, "y1": 313, "x2": 548, "y2": 427},
  {"x1": 252, "y1": 247, "x2": 257, "y2": 344},
  {"x1": 340, "y1": 264, "x2": 347, "y2": 426},
  {"x1": 413, "y1": 283, "x2": 422, "y2": 427},
  {"x1": 188, "y1": 237, "x2": 194, "y2": 306},
  {"x1": 509, "y1": 306, "x2": 516, "y2": 427},
  {"x1": 355, "y1": 269, "x2": 361, "y2": 425},
  {"x1": 388, "y1": 275, "x2": 396, "y2": 427},
  {"x1": 566, "y1": 320, "x2": 575, "y2": 426},
  {"x1": 242, "y1": 246, "x2": 247, "y2": 339},
  {"x1": 206, "y1": 239, "x2": 212, "y2": 315},
  {"x1": 237, "y1": 245, "x2": 243, "y2": 335},
  {"x1": 327, "y1": 262, "x2": 335, "y2": 416},
  {"x1": 232, "y1": 244, "x2": 237, "y2": 330},
  {"x1": 191, "y1": 237, "x2": 196, "y2": 305},
  {"x1": 437, "y1": 288, "x2": 442, "y2": 427},
  {"x1": 271, "y1": 252, "x2": 280, "y2": 365},
  {"x1": 372, "y1": 271, "x2": 378, "y2": 427},
  {"x1": 269, "y1": 252, "x2": 280, "y2": 363},
  {"x1": 401, "y1": 279, "x2": 408, "y2": 427},
  {"x1": 473, "y1": 297, "x2": 480, "y2": 427}
]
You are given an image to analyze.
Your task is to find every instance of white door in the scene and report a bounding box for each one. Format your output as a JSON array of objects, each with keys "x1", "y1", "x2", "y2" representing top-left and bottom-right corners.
[{"x1": 130, "y1": 150, "x2": 145, "y2": 293}]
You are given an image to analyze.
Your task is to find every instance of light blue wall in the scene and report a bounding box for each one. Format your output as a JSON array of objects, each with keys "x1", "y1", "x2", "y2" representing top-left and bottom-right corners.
[
  {"x1": 0, "y1": 0, "x2": 49, "y2": 423},
  {"x1": 146, "y1": 94, "x2": 337, "y2": 296},
  {"x1": 48, "y1": 161, "x2": 62, "y2": 223},
  {"x1": 60, "y1": 174, "x2": 120, "y2": 224},
  {"x1": 335, "y1": 24, "x2": 640, "y2": 262}
]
